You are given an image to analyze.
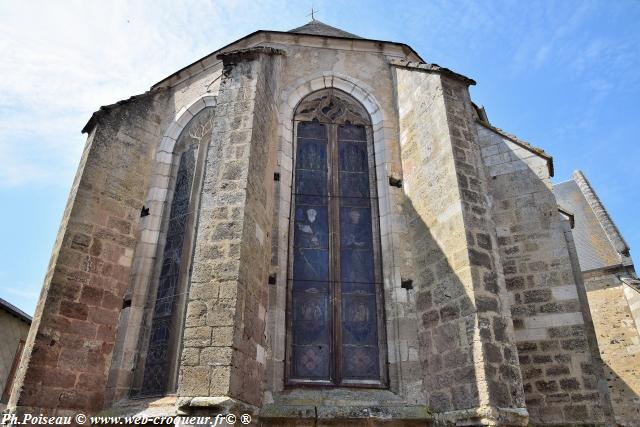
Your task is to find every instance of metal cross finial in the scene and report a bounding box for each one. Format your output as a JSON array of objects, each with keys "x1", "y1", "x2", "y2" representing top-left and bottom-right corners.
[{"x1": 308, "y1": 5, "x2": 319, "y2": 20}]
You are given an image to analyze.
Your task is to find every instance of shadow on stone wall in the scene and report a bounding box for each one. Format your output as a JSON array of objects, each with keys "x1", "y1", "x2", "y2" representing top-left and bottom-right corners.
[
  {"x1": 476, "y1": 124, "x2": 640, "y2": 424},
  {"x1": 581, "y1": 273, "x2": 640, "y2": 425},
  {"x1": 400, "y1": 196, "x2": 483, "y2": 414}
]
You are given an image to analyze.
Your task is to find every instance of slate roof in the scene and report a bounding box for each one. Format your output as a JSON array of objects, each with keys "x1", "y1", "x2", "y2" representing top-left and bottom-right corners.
[
  {"x1": 554, "y1": 173, "x2": 629, "y2": 271},
  {"x1": 0, "y1": 298, "x2": 32, "y2": 324},
  {"x1": 288, "y1": 19, "x2": 362, "y2": 39}
]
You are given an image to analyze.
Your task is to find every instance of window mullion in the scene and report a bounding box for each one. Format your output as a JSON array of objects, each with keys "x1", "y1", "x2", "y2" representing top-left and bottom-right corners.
[{"x1": 329, "y1": 123, "x2": 343, "y2": 385}]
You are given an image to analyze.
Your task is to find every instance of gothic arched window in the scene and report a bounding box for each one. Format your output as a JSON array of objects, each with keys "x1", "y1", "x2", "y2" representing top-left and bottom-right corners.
[
  {"x1": 286, "y1": 89, "x2": 387, "y2": 387},
  {"x1": 136, "y1": 107, "x2": 215, "y2": 396}
]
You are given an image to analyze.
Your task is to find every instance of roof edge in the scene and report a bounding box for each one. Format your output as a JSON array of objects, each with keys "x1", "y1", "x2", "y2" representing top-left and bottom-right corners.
[
  {"x1": 216, "y1": 46, "x2": 286, "y2": 62},
  {"x1": 389, "y1": 58, "x2": 476, "y2": 86},
  {"x1": 82, "y1": 87, "x2": 165, "y2": 135},
  {"x1": 572, "y1": 170, "x2": 631, "y2": 257},
  {"x1": 0, "y1": 298, "x2": 32, "y2": 324},
  {"x1": 288, "y1": 19, "x2": 362, "y2": 39},
  {"x1": 476, "y1": 120, "x2": 554, "y2": 177},
  {"x1": 151, "y1": 29, "x2": 425, "y2": 90}
]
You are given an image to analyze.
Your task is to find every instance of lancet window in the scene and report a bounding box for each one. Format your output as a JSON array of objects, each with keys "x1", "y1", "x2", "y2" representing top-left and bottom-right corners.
[
  {"x1": 137, "y1": 107, "x2": 214, "y2": 396},
  {"x1": 287, "y1": 89, "x2": 387, "y2": 387}
]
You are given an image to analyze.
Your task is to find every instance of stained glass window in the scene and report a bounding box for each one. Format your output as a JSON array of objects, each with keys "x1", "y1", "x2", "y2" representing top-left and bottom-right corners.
[
  {"x1": 140, "y1": 144, "x2": 196, "y2": 395},
  {"x1": 138, "y1": 107, "x2": 214, "y2": 396},
  {"x1": 287, "y1": 89, "x2": 386, "y2": 387}
]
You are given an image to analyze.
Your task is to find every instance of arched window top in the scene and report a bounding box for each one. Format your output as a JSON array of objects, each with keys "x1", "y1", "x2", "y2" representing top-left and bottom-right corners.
[
  {"x1": 294, "y1": 88, "x2": 370, "y2": 126},
  {"x1": 174, "y1": 107, "x2": 215, "y2": 153}
]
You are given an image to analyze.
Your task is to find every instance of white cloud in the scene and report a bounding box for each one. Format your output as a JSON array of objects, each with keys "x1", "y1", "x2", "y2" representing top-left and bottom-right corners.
[{"x1": 0, "y1": 0, "x2": 300, "y2": 188}]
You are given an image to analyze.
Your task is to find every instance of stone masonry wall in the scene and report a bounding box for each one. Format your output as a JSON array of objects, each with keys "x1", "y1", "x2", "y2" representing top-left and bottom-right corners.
[
  {"x1": 395, "y1": 66, "x2": 525, "y2": 425},
  {"x1": 477, "y1": 123, "x2": 613, "y2": 424},
  {"x1": 623, "y1": 280, "x2": 640, "y2": 347},
  {"x1": 178, "y1": 48, "x2": 282, "y2": 411},
  {"x1": 230, "y1": 50, "x2": 281, "y2": 407},
  {"x1": 8, "y1": 91, "x2": 173, "y2": 417},
  {"x1": 583, "y1": 271, "x2": 640, "y2": 425},
  {"x1": 440, "y1": 78, "x2": 526, "y2": 420}
]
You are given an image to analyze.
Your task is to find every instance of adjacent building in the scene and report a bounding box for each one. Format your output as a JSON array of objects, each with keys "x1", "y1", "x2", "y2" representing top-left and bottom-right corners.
[{"x1": 0, "y1": 298, "x2": 31, "y2": 411}]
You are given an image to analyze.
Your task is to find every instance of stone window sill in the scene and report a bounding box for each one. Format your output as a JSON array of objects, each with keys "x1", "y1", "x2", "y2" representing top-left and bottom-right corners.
[
  {"x1": 260, "y1": 388, "x2": 430, "y2": 423},
  {"x1": 97, "y1": 395, "x2": 178, "y2": 418}
]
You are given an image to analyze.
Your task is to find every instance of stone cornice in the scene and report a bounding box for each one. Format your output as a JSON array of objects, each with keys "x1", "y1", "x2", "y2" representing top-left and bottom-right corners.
[
  {"x1": 81, "y1": 87, "x2": 167, "y2": 135},
  {"x1": 389, "y1": 58, "x2": 476, "y2": 86},
  {"x1": 216, "y1": 46, "x2": 285, "y2": 63}
]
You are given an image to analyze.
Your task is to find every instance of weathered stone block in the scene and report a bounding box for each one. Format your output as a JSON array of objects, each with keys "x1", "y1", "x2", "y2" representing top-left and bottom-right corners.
[
  {"x1": 181, "y1": 366, "x2": 211, "y2": 396},
  {"x1": 200, "y1": 347, "x2": 233, "y2": 366},
  {"x1": 184, "y1": 326, "x2": 212, "y2": 347},
  {"x1": 206, "y1": 300, "x2": 237, "y2": 327}
]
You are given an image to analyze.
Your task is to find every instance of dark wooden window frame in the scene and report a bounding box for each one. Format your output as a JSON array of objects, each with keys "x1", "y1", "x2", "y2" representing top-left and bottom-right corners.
[{"x1": 285, "y1": 88, "x2": 388, "y2": 388}]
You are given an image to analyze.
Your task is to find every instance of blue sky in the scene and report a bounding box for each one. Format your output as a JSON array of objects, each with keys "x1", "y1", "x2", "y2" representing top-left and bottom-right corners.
[{"x1": 0, "y1": 0, "x2": 638, "y2": 315}]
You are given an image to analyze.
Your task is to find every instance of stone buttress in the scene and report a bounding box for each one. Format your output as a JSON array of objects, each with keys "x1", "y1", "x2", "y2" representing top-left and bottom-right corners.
[
  {"x1": 394, "y1": 62, "x2": 528, "y2": 425},
  {"x1": 176, "y1": 47, "x2": 283, "y2": 416}
]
